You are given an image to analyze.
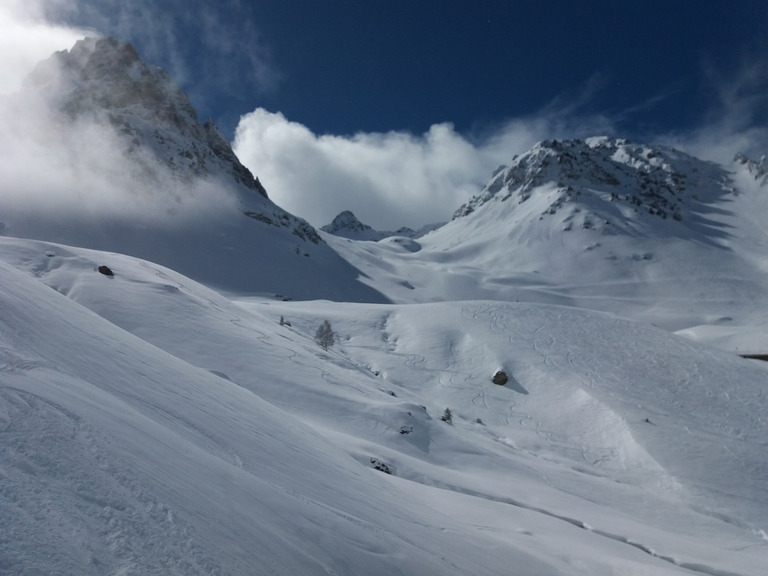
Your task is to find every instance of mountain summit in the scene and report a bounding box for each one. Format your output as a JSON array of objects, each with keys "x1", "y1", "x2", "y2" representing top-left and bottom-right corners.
[
  {"x1": 453, "y1": 137, "x2": 730, "y2": 238},
  {"x1": 321, "y1": 210, "x2": 385, "y2": 240},
  {"x1": 24, "y1": 36, "x2": 267, "y2": 197}
]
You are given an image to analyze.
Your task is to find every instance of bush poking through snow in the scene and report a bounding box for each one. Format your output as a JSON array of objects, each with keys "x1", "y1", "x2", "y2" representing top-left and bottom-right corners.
[
  {"x1": 314, "y1": 319, "x2": 335, "y2": 351},
  {"x1": 441, "y1": 407, "x2": 453, "y2": 423}
]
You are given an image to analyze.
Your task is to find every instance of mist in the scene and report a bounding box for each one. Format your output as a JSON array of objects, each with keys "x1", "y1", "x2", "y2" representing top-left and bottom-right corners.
[{"x1": 0, "y1": 35, "x2": 242, "y2": 243}]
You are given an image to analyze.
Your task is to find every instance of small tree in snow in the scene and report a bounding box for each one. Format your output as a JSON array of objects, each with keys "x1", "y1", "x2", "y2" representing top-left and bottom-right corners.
[
  {"x1": 314, "y1": 320, "x2": 335, "y2": 351},
  {"x1": 441, "y1": 407, "x2": 453, "y2": 424}
]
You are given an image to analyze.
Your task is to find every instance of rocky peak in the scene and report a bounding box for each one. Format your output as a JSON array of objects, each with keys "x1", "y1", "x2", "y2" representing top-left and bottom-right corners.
[
  {"x1": 453, "y1": 137, "x2": 731, "y2": 232},
  {"x1": 22, "y1": 36, "x2": 267, "y2": 198},
  {"x1": 323, "y1": 211, "x2": 373, "y2": 233},
  {"x1": 321, "y1": 211, "x2": 386, "y2": 241}
]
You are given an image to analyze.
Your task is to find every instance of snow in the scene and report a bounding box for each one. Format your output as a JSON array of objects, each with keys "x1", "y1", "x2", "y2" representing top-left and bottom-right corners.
[
  {"x1": 1, "y1": 235, "x2": 766, "y2": 575},
  {"x1": 1, "y1": 40, "x2": 767, "y2": 574}
]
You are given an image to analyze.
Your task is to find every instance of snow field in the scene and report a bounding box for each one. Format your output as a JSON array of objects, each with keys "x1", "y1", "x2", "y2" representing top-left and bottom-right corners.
[{"x1": 1, "y1": 236, "x2": 766, "y2": 575}]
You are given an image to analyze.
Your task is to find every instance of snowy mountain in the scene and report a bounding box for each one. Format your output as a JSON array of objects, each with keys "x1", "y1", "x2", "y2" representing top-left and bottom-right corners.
[
  {"x1": 452, "y1": 137, "x2": 728, "y2": 228},
  {"x1": 0, "y1": 37, "x2": 385, "y2": 301},
  {"x1": 1, "y1": 39, "x2": 767, "y2": 576},
  {"x1": 321, "y1": 210, "x2": 388, "y2": 240},
  {"x1": 321, "y1": 210, "x2": 442, "y2": 241},
  {"x1": 329, "y1": 137, "x2": 768, "y2": 348}
]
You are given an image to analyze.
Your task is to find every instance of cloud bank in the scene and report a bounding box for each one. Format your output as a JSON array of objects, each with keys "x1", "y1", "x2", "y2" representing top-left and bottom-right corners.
[
  {"x1": 234, "y1": 61, "x2": 767, "y2": 230},
  {"x1": 2, "y1": 1, "x2": 765, "y2": 235},
  {"x1": 233, "y1": 105, "x2": 621, "y2": 230}
]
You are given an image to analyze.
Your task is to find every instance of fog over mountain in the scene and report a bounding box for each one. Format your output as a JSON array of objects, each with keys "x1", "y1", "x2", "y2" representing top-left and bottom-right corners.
[
  {"x1": 0, "y1": 37, "x2": 386, "y2": 301},
  {"x1": 1, "y1": 39, "x2": 766, "y2": 576}
]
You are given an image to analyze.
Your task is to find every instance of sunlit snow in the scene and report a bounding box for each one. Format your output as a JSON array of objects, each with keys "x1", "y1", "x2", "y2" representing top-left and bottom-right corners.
[{"x1": 1, "y1": 234, "x2": 766, "y2": 575}]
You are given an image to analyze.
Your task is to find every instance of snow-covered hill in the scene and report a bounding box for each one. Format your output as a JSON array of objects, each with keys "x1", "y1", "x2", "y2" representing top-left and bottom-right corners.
[{"x1": 1, "y1": 236, "x2": 766, "y2": 575}]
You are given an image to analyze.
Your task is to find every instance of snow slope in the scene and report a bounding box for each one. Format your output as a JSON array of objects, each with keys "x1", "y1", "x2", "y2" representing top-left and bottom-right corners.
[{"x1": 1, "y1": 236, "x2": 766, "y2": 575}]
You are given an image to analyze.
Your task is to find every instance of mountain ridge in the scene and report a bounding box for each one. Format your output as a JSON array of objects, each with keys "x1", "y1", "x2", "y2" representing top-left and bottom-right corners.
[{"x1": 0, "y1": 36, "x2": 387, "y2": 300}]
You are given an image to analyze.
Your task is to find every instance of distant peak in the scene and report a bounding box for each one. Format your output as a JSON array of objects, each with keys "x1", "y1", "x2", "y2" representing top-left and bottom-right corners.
[
  {"x1": 321, "y1": 211, "x2": 381, "y2": 240},
  {"x1": 327, "y1": 211, "x2": 370, "y2": 230}
]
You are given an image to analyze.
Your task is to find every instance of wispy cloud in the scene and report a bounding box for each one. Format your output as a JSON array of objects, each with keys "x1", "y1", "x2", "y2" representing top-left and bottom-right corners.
[
  {"x1": 41, "y1": 0, "x2": 280, "y2": 110},
  {"x1": 658, "y1": 56, "x2": 768, "y2": 164},
  {"x1": 0, "y1": 1, "x2": 89, "y2": 93}
]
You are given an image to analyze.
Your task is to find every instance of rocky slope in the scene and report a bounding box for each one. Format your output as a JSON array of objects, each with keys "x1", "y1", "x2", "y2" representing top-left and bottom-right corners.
[{"x1": 23, "y1": 36, "x2": 267, "y2": 197}]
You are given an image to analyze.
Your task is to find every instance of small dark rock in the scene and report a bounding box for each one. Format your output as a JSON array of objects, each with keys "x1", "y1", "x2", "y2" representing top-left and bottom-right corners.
[
  {"x1": 98, "y1": 265, "x2": 114, "y2": 277},
  {"x1": 492, "y1": 371, "x2": 508, "y2": 385},
  {"x1": 370, "y1": 458, "x2": 392, "y2": 474}
]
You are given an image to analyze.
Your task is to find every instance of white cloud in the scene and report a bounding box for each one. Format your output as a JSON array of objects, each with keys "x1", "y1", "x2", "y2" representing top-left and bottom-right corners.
[
  {"x1": 0, "y1": 1, "x2": 89, "y2": 93},
  {"x1": 233, "y1": 58, "x2": 767, "y2": 231},
  {"x1": 232, "y1": 105, "x2": 619, "y2": 230}
]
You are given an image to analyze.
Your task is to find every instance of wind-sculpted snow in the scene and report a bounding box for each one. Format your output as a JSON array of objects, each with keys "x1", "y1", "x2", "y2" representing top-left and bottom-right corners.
[{"x1": 1, "y1": 236, "x2": 766, "y2": 575}]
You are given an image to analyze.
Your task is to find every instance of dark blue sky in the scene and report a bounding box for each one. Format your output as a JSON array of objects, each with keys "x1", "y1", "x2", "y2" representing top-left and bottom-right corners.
[{"x1": 50, "y1": 0, "x2": 767, "y2": 142}]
